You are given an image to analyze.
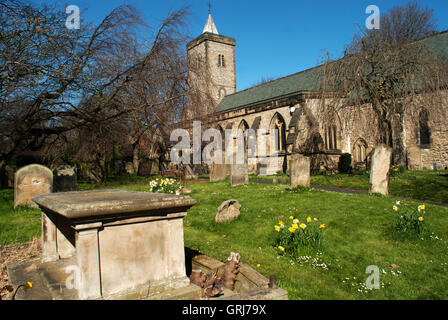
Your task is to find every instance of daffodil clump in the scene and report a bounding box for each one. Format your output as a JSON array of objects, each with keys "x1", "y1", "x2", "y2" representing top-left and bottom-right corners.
[
  {"x1": 274, "y1": 215, "x2": 326, "y2": 258},
  {"x1": 149, "y1": 178, "x2": 181, "y2": 195},
  {"x1": 392, "y1": 201, "x2": 430, "y2": 237},
  {"x1": 389, "y1": 165, "x2": 404, "y2": 177}
]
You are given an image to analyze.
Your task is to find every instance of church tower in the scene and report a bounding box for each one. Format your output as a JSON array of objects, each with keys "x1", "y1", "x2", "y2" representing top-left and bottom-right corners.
[{"x1": 187, "y1": 9, "x2": 236, "y2": 117}]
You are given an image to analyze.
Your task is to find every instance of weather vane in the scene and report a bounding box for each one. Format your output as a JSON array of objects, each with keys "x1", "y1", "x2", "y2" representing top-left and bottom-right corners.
[{"x1": 208, "y1": 0, "x2": 212, "y2": 14}]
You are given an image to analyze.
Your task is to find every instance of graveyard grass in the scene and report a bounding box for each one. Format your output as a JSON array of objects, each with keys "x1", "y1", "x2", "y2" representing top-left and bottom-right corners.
[
  {"x1": 310, "y1": 170, "x2": 448, "y2": 204},
  {"x1": 1, "y1": 173, "x2": 448, "y2": 299},
  {"x1": 252, "y1": 170, "x2": 448, "y2": 204}
]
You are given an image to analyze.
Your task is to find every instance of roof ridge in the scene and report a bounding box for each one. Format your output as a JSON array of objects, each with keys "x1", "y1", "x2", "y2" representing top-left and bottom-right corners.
[
  {"x1": 223, "y1": 62, "x2": 326, "y2": 99},
  {"x1": 217, "y1": 29, "x2": 448, "y2": 112}
]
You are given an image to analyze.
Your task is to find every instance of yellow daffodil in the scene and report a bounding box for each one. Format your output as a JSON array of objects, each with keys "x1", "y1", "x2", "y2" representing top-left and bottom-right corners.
[
  {"x1": 278, "y1": 246, "x2": 285, "y2": 252},
  {"x1": 274, "y1": 225, "x2": 280, "y2": 232},
  {"x1": 320, "y1": 224, "x2": 325, "y2": 229},
  {"x1": 256, "y1": 264, "x2": 261, "y2": 268},
  {"x1": 279, "y1": 221, "x2": 284, "y2": 225},
  {"x1": 293, "y1": 219, "x2": 299, "y2": 224},
  {"x1": 288, "y1": 227, "x2": 295, "y2": 233},
  {"x1": 293, "y1": 223, "x2": 298, "y2": 229},
  {"x1": 289, "y1": 216, "x2": 294, "y2": 220},
  {"x1": 299, "y1": 223, "x2": 306, "y2": 229},
  {"x1": 418, "y1": 216, "x2": 424, "y2": 222},
  {"x1": 421, "y1": 205, "x2": 425, "y2": 210},
  {"x1": 306, "y1": 217, "x2": 312, "y2": 223}
]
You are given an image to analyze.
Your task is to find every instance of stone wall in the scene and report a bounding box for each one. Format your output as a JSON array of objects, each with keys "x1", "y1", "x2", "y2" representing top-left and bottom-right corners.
[{"x1": 402, "y1": 91, "x2": 448, "y2": 170}]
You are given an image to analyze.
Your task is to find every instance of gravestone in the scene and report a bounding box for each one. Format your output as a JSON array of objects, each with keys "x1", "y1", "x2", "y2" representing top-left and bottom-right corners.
[
  {"x1": 289, "y1": 154, "x2": 310, "y2": 188},
  {"x1": 230, "y1": 161, "x2": 248, "y2": 187},
  {"x1": 53, "y1": 165, "x2": 77, "y2": 192},
  {"x1": 4, "y1": 165, "x2": 16, "y2": 188},
  {"x1": 14, "y1": 164, "x2": 53, "y2": 209},
  {"x1": 183, "y1": 164, "x2": 198, "y2": 180},
  {"x1": 124, "y1": 162, "x2": 134, "y2": 175},
  {"x1": 210, "y1": 163, "x2": 227, "y2": 182},
  {"x1": 406, "y1": 146, "x2": 422, "y2": 170},
  {"x1": 215, "y1": 199, "x2": 241, "y2": 223},
  {"x1": 369, "y1": 144, "x2": 393, "y2": 195}
]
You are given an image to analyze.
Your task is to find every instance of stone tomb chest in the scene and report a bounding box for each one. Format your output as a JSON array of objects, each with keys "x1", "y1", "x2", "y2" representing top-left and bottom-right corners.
[{"x1": 32, "y1": 189, "x2": 196, "y2": 299}]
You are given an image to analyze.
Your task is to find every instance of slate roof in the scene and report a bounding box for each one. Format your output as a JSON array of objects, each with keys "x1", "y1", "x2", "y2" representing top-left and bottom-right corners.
[{"x1": 217, "y1": 30, "x2": 448, "y2": 113}]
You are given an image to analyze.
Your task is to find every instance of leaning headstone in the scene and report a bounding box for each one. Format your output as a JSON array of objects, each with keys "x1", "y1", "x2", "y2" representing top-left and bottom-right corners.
[
  {"x1": 289, "y1": 154, "x2": 310, "y2": 188},
  {"x1": 14, "y1": 164, "x2": 53, "y2": 209},
  {"x1": 53, "y1": 165, "x2": 77, "y2": 192},
  {"x1": 183, "y1": 165, "x2": 198, "y2": 180},
  {"x1": 369, "y1": 144, "x2": 393, "y2": 195},
  {"x1": 215, "y1": 199, "x2": 241, "y2": 223}
]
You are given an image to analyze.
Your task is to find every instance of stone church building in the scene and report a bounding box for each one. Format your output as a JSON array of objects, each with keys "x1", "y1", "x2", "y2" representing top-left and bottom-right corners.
[{"x1": 183, "y1": 12, "x2": 448, "y2": 174}]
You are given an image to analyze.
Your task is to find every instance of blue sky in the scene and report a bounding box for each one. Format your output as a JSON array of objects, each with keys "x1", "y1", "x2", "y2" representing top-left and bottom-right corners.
[{"x1": 45, "y1": 0, "x2": 448, "y2": 91}]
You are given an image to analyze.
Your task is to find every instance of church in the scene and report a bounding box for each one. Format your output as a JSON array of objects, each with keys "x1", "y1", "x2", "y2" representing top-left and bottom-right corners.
[{"x1": 183, "y1": 12, "x2": 448, "y2": 175}]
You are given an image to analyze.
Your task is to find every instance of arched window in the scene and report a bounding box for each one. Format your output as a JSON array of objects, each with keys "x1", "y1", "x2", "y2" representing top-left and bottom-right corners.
[
  {"x1": 353, "y1": 138, "x2": 368, "y2": 163},
  {"x1": 419, "y1": 108, "x2": 430, "y2": 146},
  {"x1": 269, "y1": 113, "x2": 286, "y2": 153},
  {"x1": 237, "y1": 119, "x2": 249, "y2": 148},
  {"x1": 218, "y1": 54, "x2": 225, "y2": 67},
  {"x1": 324, "y1": 125, "x2": 338, "y2": 150}
]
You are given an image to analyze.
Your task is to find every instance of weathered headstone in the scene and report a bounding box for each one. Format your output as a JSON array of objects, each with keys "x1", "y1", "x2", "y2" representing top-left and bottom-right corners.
[
  {"x1": 53, "y1": 165, "x2": 77, "y2": 192},
  {"x1": 183, "y1": 164, "x2": 198, "y2": 180},
  {"x1": 230, "y1": 163, "x2": 248, "y2": 186},
  {"x1": 406, "y1": 146, "x2": 422, "y2": 170},
  {"x1": 289, "y1": 154, "x2": 310, "y2": 188},
  {"x1": 210, "y1": 163, "x2": 227, "y2": 182},
  {"x1": 124, "y1": 162, "x2": 134, "y2": 175},
  {"x1": 215, "y1": 199, "x2": 241, "y2": 223},
  {"x1": 4, "y1": 165, "x2": 16, "y2": 188},
  {"x1": 369, "y1": 144, "x2": 393, "y2": 195},
  {"x1": 14, "y1": 164, "x2": 53, "y2": 209}
]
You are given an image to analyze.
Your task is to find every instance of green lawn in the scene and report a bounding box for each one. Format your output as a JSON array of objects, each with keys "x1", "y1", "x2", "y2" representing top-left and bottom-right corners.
[
  {"x1": 310, "y1": 170, "x2": 448, "y2": 204},
  {"x1": 1, "y1": 174, "x2": 448, "y2": 299}
]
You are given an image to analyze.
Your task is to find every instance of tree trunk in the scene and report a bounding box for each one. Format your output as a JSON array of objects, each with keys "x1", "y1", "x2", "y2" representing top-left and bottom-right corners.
[
  {"x1": 391, "y1": 113, "x2": 406, "y2": 166},
  {"x1": 0, "y1": 161, "x2": 7, "y2": 189},
  {"x1": 132, "y1": 143, "x2": 140, "y2": 175}
]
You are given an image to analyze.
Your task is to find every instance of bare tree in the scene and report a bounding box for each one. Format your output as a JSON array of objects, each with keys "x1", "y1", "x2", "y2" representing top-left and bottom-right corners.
[
  {"x1": 0, "y1": 0, "x2": 193, "y2": 183},
  {"x1": 318, "y1": 2, "x2": 448, "y2": 165}
]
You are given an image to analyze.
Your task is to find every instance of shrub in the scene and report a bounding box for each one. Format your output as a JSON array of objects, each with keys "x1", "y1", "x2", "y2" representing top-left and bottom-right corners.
[
  {"x1": 338, "y1": 153, "x2": 352, "y2": 173},
  {"x1": 274, "y1": 215, "x2": 326, "y2": 258},
  {"x1": 392, "y1": 201, "x2": 429, "y2": 238},
  {"x1": 149, "y1": 178, "x2": 182, "y2": 195}
]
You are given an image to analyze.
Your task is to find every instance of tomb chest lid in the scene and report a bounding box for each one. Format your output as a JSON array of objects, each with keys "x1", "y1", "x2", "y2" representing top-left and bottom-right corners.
[{"x1": 32, "y1": 189, "x2": 196, "y2": 219}]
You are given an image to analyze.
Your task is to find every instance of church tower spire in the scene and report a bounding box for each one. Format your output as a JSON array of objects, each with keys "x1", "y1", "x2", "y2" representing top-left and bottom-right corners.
[
  {"x1": 186, "y1": 4, "x2": 236, "y2": 115},
  {"x1": 202, "y1": 10, "x2": 219, "y2": 34}
]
